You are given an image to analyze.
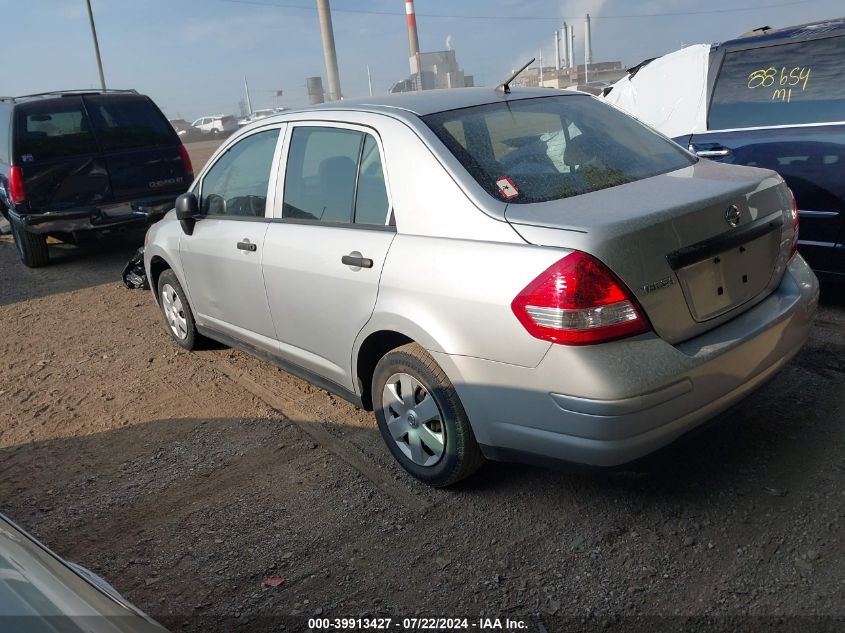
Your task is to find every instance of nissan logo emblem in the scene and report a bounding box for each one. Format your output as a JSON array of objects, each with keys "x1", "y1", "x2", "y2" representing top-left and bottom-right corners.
[{"x1": 725, "y1": 205, "x2": 741, "y2": 228}]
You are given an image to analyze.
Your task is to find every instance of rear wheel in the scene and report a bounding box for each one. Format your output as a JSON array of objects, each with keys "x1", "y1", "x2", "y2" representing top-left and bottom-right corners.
[
  {"x1": 157, "y1": 269, "x2": 200, "y2": 350},
  {"x1": 11, "y1": 220, "x2": 49, "y2": 268},
  {"x1": 372, "y1": 343, "x2": 484, "y2": 487}
]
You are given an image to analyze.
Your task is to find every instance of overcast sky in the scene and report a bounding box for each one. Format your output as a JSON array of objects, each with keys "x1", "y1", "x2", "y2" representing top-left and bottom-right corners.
[{"x1": 1, "y1": 0, "x2": 842, "y2": 120}]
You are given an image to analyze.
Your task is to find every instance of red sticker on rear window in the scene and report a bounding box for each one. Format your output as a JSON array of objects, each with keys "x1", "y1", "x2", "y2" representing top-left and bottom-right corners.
[{"x1": 496, "y1": 176, "x2": 519, "y2": 200}]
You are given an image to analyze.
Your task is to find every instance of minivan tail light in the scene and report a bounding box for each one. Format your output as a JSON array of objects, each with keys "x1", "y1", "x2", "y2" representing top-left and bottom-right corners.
[
  {"x1": 788, "y1": 188, "x2": 799, "y2": 259},
  {"x1": 9, "y1": 166, "x2": 25, "y2": 204},
  {"x1": 511, "y1": 251, "x2": 651, "y2": 345},
  {"x1": 178, "y1": 144, "x2": 194, "y2": 180}
]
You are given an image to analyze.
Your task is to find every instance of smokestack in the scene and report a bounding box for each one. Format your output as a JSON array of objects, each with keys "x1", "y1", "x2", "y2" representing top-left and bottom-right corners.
[
  {"x1": 405, "y1": 0, "x2": 421, "y2": 74},
  {"x1": 584, "y1": 13, "x2": 593, "y2": 66},
  {"x1": 316, "y1": 0, "x2": 342, "y2": 101},
  {"x1": 561, "y1": 22, "x2": 568, "y2": 67},
  {"x1": 554, "y1": 31, "x2": 560, "y2": 71},
  {"x1": 306, "y1": 76, "x2": 325, "y2": 105},
  {"x1": 568, "y1": 23, "x2": 575, "y2": 70}
]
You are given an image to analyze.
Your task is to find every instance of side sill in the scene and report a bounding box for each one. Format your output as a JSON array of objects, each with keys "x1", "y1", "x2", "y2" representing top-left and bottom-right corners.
[{"x1": 196, "y1": 325, "x2": 364, "y2": 409}]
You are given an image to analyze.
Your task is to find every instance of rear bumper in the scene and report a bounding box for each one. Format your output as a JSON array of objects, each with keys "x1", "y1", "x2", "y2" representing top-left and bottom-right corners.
[
  {"x1": 10, "y1": 195, "x2": 178, "y2": 234},
  {"x1": 432, "y1": 255, "x2": 819, "y2": 467}
]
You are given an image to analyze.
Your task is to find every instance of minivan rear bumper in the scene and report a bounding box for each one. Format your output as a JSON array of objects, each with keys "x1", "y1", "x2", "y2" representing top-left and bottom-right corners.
[
  {"x1": 432, "y1": 255, "x2": 819, "y2": 467},
  {"x1": 10, "y1": 195, "x2": 178, "y2": 234}
]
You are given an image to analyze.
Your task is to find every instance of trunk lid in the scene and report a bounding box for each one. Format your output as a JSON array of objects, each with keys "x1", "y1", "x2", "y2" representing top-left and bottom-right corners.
[
  {"x1": 506, "y1": 160, "x2": 794, "y2": 344},
  {"x1": 688, "y1": 124, "x2": 845, "y2": 274},
  {"x1": 82, "y1": 94, "x2": 188, "y2": 201},
  {"x1": 14, "y1": 94, "x2": 188, "y2": 212}
]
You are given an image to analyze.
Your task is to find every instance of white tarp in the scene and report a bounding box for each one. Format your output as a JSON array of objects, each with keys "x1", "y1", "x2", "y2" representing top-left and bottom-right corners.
[{"x1": 602, "y1": 44, "x2": 712, "y2": 139}]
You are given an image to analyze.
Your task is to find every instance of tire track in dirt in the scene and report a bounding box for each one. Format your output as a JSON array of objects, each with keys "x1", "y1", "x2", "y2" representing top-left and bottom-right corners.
[{"x1": 213, "y1": 359, "x2": 433, "y2": 515}]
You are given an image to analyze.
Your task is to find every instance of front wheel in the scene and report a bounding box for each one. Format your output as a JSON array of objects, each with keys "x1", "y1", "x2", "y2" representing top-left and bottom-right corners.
[
  {"x1": 372, "y1": 343, "x2": 484, "y2": 487},
  {"x1": 157, "y1": 269, "x2": 200, "y2": 350}
]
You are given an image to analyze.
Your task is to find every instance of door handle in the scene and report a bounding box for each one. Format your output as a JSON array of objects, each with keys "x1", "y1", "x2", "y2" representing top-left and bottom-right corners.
[
  {"x1": 237, "y1": 239, "x2": 257, "y2": 252},
  {"x1": 341, "y1": 254, "x2": 373, "y2": 268},
  {"x1": 692, "y1": 147, "x2": 731, "y2": 158}
]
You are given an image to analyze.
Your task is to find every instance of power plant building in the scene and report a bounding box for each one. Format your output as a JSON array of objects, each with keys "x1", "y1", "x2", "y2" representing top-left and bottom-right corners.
[
  {"x1": 512, "y1": 14, "x2": 626, "y2": 89},
  {"x1": 392, "y1": 50, "x2": 474, "y2": 93},
  {"x1": 391, "y1": 0, "x2": 474, "y2": 93}
]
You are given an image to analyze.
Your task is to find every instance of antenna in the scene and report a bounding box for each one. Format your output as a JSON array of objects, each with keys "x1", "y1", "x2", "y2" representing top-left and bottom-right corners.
[{"x1": 497, "y1": 58, "x2": 535, "y2": 95}]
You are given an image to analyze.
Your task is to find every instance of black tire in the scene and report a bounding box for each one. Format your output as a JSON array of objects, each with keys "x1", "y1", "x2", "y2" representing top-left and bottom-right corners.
[
  {"x1": 157, "y1": 269, "x2": 200, "y2": 350},
  {"x1": 372, "y1": 343, "x2": 484, "y2": 487},
  {"x1": 11, "y1": 220, "x2": 49, "y2": 268}
]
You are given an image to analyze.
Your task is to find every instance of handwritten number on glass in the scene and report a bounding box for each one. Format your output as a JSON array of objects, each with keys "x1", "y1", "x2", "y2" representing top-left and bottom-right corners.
[{"x1": 747, "y1": 66, "x2": 811, "y2": 103}]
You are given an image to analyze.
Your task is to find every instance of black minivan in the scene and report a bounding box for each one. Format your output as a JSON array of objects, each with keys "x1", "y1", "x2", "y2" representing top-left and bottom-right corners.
[
  {"x1": 0, "y1": 89, "x2": 192, "y2": 267},
  {"x1": 682, "y1": 19, "x2": 845, "y2": 279}
]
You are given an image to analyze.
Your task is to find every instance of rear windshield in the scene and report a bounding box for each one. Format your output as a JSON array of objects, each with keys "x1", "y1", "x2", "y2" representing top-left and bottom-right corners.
[
  {"x1": 423, "y1": 95, "x2": 695, "y2": 204},
  {"x1": 85, "y1": 95, "x2": 176, "y2": 151},
  {"x1": 15, "y1": 98, "x2": 97, "y2": 161},
  {"x1": 709, "y1": 35, "x2": 845, "y2": 129}
]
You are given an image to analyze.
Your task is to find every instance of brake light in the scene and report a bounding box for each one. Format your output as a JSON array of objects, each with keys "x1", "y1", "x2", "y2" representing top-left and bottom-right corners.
[
  {"x1": 511, "y1": 251, "x2": 651, "y2": 345},
  {"x1": 9, "y1": 166, "x2": 25, "y2": 204},
  {"x1": 178, "y1": 144, "x2": 194, "y2": 180},
  {"x1": 788, "y1": 188, "x2": 799, "y2": 259}
]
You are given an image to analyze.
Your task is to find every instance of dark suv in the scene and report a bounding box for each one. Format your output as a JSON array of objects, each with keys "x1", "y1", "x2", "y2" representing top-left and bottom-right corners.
[
  {"x1": 0, "y1": 89, "x2": 192, "y2": 267},
  {"x1": 683, "y1": 19, "x2": 845, "y2": 279}
]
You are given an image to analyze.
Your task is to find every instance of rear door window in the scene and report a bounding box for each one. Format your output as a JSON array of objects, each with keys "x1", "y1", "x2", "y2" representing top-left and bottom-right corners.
[
  {"x1": 709, "y1": 35, "x2": 845, "y2": 129},
  {"x1": 200, "y1": 129, "x2": 280, "y2": 217},
  {"x1": 354, "y1": 135, "x2": 390, "y2": 225},
  {"x1": 282, "y1": 126, "x2": 391, "y2": 226},
  {"x1": 85, "y1": 96, "x2": 176, "y2": 151},
  {"x1": 282, "y1": 127, "x2": 363, "y2": 223},
  {"x1": 0, "y1": 110, "x2": 10, "y2": 164},
  {"x1": 15, "y1": 98, "x2": 97, "y2": 161}
]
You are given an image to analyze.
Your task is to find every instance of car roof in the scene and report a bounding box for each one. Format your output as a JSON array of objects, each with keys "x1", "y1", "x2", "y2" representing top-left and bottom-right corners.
[
  {"x1": 0, "y1": 88, "x2": 140, "y2": 105},
  {"x1": 719, "y1": 16, "x2": 845, "y2": 48},
  {"x1": 289, "y1": 87, "x2": 581, "y2": 118}
]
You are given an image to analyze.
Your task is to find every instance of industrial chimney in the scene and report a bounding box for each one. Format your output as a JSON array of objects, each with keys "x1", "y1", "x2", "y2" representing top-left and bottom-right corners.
[
  {"x1": 568, "y1": 23, "x2": 575, "y2": 70},
  {"x1": 561, "y1": 22, "x2": 568, "y2": 68},
  {"x1": 584, "y1": 13, "x2": 593, "y2": 66},
  {"x1": 406, "y1": 0, "x2": 421, "y2": 74},
  {"x1": 554, "y1": 31, "x2": 560, "y2": 71}
]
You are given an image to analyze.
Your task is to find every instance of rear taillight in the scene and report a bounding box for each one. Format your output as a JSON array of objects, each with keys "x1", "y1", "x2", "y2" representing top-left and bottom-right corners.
[
  {"x1": 511, "y1": 251, "x2": 651, "y2": 346},
  {"x1": 178, "y1": 144, "x2": 194, "y2": 180},
  {"x1": 9, "y1": 166, "x2": 25, "y2": 204},
  {"x1": 788, "y1": 188, "x2": 799, "y2": 259}
]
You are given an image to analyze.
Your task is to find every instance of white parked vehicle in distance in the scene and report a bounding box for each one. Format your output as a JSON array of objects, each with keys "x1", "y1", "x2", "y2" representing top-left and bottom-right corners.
[{"x1": 191, "y1": 115, "x2": 237, "y2": 136}]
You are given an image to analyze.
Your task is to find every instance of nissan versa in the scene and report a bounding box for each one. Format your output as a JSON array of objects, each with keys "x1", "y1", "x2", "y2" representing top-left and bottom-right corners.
[{"x1": 144, "y1": 88, "x2": 819, "y2": 487}]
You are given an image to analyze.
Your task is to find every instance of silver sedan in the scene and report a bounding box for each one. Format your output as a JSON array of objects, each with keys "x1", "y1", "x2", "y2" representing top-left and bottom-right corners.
[{"x1": 145, "y1": 88, "x2": 818, "y2": 486}]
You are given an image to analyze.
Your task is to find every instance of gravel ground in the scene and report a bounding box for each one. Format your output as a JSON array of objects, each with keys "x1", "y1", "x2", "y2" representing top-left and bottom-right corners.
[{"x1": 0, "y1": 141, "x2": 843, "y2": 633}]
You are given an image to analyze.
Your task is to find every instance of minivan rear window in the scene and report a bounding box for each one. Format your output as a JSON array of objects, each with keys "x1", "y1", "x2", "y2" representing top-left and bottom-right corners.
[
  {"x1": 423, "y1": 95, "x2": 695, "y2": 204},
  {"x1": 15, "y1": 99, "x2": 97, "y2": 161},
  {"x1": 709, "y1": 35, "x2": 845, "y2": 129},
  {"x1": 85, "y1": 96, "x2": 176, "y2": 151}
]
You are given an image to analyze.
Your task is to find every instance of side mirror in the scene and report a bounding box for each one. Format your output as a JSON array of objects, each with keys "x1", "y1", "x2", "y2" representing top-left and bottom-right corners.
[{"x1": 175, "y1": 192, "x2": 199, "y2": 235}]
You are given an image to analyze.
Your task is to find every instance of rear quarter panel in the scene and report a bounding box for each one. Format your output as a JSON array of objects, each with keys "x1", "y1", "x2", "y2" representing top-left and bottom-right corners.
[{"x1": 362, "y1": 235, "x2": 560, "y2": 368}]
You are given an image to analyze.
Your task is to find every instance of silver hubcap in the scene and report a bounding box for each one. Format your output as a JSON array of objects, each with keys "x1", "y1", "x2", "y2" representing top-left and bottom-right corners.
[
  {"x1": 160, "y1": 283, "x2": 188, "y2": 340},
  {"x1": 382, "y1": 373, "x2": 445, "y2": 467}
]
